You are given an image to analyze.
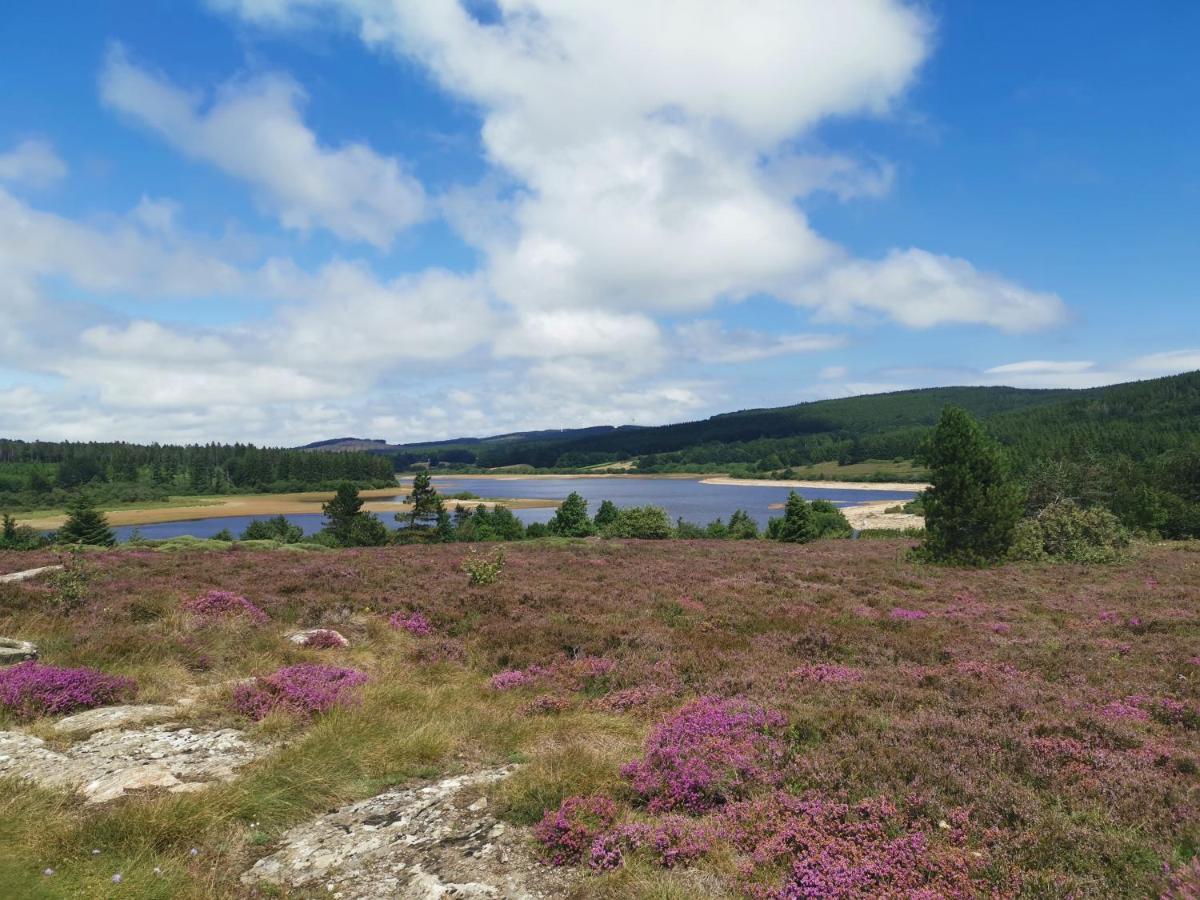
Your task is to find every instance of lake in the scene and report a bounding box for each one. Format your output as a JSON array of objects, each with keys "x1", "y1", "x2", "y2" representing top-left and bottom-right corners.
[{"x1": 112, "y1": 477, "x2": 918, "y2": 541}]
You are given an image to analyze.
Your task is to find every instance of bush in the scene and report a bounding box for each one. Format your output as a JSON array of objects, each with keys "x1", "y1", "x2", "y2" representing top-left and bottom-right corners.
[
  {"x1": 240, "y1": 515, "x2": 304, "y2": 543},
  {"x1": 0, "y1": 661, "x2": 136, "y2": 719},
  {"x1": 809, "y1": 499, "x2": 852, "y2": 538},
  {"x1": 389, "y1": 610, "x2": 433, "y2": 636},
  {"x1": 182, "y1": 589, "x2": 268, "y2": 625},
  {"x1": 1009, "y1": 499, "x2": 1129, "y2": 563},
  {"x1": 603, "y1": 505, "x2": 672, "y2": 539},
  {"x1": 463, "y1": 547, "x2": 505, "y2": 585},
  {"x1": 548, "y1": 492, "x2": 594, "y2": 537},
  {"x1": 231, "y1": 664, "x2": 368, "y2": 720}
]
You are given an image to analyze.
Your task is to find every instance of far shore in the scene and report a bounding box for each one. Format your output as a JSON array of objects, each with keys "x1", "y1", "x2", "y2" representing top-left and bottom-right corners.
[
  {"x1": 17, "y1": 489, "x2": 557, "y2": 530},
  {"x1": 701, "y1": 476, "x2": 929, "y2": 493}
]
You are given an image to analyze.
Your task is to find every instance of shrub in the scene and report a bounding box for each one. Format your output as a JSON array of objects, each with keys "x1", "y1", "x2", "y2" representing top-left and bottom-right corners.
[
  {"x1": 182, "y1": 589, "x2": 268, "y2": 625},
  {"x1": 0, "y1": 661, "x2": 135, "y2": 719},
  {"x1": 620, "y1": 696, "x2": 787, "y2": 813},
  {"x1": 300, "y1": 629, "x2": 347, "y2": 649},
  {"x1": 389, "y1": 610, "x2": 432, "y2": 636},
  {"x1": 240, "y1": 515, "x2": 304, "y2": 543},
  {"x1": 548, "y1": 492, "x2": 594, "y2": 537},
  {"x1": 809, "y1": 499, "x2": 852, "y2": 538},
  {"x1": 56, "y1": 495, "x2": 115, "y2": 547},
  {"x1": 231, "y1": 664, "x2": 368, "y2": 720},
  {"x1": 603, "y1": 505, "x2": 672, "y2": 539},
  {"x1": 766, "y1": 491, "x2": 816, "y2": 543},
  {"x1": 48, "y1": 548, "x2": 91, "y2": 609},
  {"x1": 534, "y1": 794, "x2": 619, "y2": 866},
  {"x1": 463, "y1": 547, "x2": 505, "y2": 585},
  {"x1": 1009, "y1": 499, "x2": 1130, "y2": 563}
]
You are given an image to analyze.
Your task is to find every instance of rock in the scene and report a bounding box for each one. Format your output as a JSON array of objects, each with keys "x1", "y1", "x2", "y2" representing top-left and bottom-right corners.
[
  {"x1": 241, "y1": 766, "x2": 577, "y2": 899},
  {"x1": 54, "y1": 704, "x2": 179, "y2": 735},
  {"x1": 0, "y1": 637, "x2": 38, "y2": 666},
  {"x1": 0, "y1": 565, "x2": 63, "y2": 584},
  {"x1": 288, "y1": 628, "x2": 350, "y2": 648},
  {"x1": 0, "y1": 724, "x2": 269, "y2": 804}
]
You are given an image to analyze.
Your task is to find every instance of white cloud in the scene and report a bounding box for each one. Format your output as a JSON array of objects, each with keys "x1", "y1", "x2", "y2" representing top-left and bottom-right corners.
[
  {"x1": 676, "y1": 320, "x2": 845, "y2": 364},
  {"x1": 493, "y1": 309, "x2": 662, "y2": 360},
  {"x1": 1129, "y1": 349, "x2": 1200, "y2": 373},
  {"x1": 797, "y1": 248, "x2": 1068, "y2": 332},
  {"x1": 986, "y1": 360, "x2": 1095, "y2": 375},
  {"x1": 819, "y1": 365, "x2": 849, "y2": 380},
  {"x1": 99, "y1": 45, "x2": 425, "y2": 247},
  {"x1": 0, "y1": 139, "x2": 67, "y2": 188}
]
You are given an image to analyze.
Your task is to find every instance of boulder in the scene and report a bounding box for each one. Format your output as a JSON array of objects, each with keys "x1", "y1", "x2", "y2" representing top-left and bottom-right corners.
[
  {"x1": 288, "y1": 628, "x2": 350, "y2": 648},
  {"x1": 54, "y1": 704, "x2": 180, "y2": 735},
  {"x1": 0, "y1": 637, "x2": 38, "y2": 666}
]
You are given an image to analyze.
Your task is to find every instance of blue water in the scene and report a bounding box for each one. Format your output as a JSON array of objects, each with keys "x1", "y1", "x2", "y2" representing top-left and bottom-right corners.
[{"x1": 113, "y1": 477, "x2": 917, "y2": 541}]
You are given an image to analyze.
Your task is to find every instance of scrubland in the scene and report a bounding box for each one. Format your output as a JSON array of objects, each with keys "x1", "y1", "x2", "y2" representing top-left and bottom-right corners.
[{"x1": 1, "y1": 539, "x2": 1198, "y2": 897}]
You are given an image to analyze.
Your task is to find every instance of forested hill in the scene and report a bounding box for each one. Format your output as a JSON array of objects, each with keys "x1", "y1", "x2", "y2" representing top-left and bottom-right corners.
[{"x1": 368, "y1": 372, "x2": 1200, "y2": 474}]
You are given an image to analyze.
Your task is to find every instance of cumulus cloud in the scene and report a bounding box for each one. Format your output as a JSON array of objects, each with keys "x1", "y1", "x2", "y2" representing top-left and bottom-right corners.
[
  {"x1": 99, "y1": 45, "x2": 425, "y2": 247},
  {"x1": 0, "y1": 139, "x2": 67, "y2": 188},
  {"x1": 676, "y1": 320, "x2": 845, "y2": 364},
  {"x1": 797, "y1": 249, "x2": 1068, "y2": 332}
]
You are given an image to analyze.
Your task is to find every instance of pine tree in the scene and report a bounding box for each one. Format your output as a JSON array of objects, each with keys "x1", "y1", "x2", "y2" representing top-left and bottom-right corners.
[
  {"x1": 593, "y1": 499, "x2": 619, "y2": 530},
  {"x1": 548, "y1": 491, "x2": 594, "y2": 536},
  {"x1": 767, "y1": 491, "x2": 817, "y2": 543},
  {"x1": 57, "y1": 495, "x2": 115, "y2": 546},
  {"x1": 322, "y1": 483, "x2": 366, "y2": 546},
  {"x1": 918, "y1": 406, "x2": 1024, "y2": 564},
  {"x1": 405, "y1": 470, "x2": 443, "y2": 528}
]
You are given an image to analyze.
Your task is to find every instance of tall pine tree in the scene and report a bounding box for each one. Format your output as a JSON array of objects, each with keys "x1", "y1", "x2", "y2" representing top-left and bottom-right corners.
[
  {"x1": 57, "y1": 495, "x2": 115, "y2": 546},
  {"x1": 918, "y1": 406, "x2": 1023, "y2": 565}
]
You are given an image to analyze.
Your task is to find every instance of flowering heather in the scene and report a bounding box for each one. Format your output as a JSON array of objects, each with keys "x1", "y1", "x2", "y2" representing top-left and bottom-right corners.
[
  {"x1": 619, "y1": 816, "x2": 717, "y2": 869},
  {"x1": 489, "y1": 668, "x2": 540, "y2": 690},
  {"x1": 534, "y1": 795, "x2": 619, "y2": 866},
  {"x1": 389, "y1": 610, "x2": 432, "y2": 636},
  {"x1": 601, "y1": 685, "x2": 667, "y2": 711},
  {"x1": 231, "y1": 664, "x2": 368, "y2": 720},
  {"x1": 621, "y1": 696, "x2": 787, "y2": 813},
  {"x1": 0, "y1": 661, "x2": 135, "y2": 719},
  {"x1": 790, "y1": 663, "x2": 863, "y2": 684},
  {"x1": 889, "y1": 607, "x2": 930, "y2": 621},
  {"x1": 300, "y1": 629, "x2": 347, "y2": 649},
  {"x1": 1098, "y1": 698, "x2": 1151, "y2": 722},
  {"x1": 182, "y1": 589, "x2": 268, "y2": 625}
]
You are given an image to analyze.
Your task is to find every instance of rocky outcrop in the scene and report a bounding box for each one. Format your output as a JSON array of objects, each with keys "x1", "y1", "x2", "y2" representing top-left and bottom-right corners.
[
  {"x1": 53, "y1": 703, "x2": 183, "y2": 735},
  {"x1": 0, "y1": 722, "x2": 268, "y2": 804},
  {"x1": 0, "y1": 564, "x2": 63, "y2": 584},
  {"x1": 241, "y1": 766, "x2": 577, "y2": 899},
  {"x1": 0, "y1": 637, "x2": 38, "y2": 665},
  {"x1": 288, "y1": 628, "x2": 351, "y2": 648}
]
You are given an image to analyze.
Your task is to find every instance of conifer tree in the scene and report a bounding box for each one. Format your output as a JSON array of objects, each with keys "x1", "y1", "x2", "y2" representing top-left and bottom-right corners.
[
  {"x1": 593, "y1": 499, "x2": 619, "y2": 530},
  {"x1": 548, "y1": 491, "x2": 594, "y2": 536},
  {"x1": 322, "y1": 482, "x2": 366, "y2": 546},
  {"x1": 405, "y1": 470, "x2": 443, "y2": 528},
  {"x1": 57, "y1": 495, "x2": 115, "y2": 546},
  {"x1": 918, "y1": 406, "x2": 1023, "y2": 564},
  {"x1": 767, "y1": 491, "x2": 817, "y2": 543}
]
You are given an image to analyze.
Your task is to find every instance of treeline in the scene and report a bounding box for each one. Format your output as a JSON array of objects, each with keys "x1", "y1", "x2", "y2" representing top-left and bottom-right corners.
[{"x1": 0, "y1": 439, "x2": 395, "y2": 512}]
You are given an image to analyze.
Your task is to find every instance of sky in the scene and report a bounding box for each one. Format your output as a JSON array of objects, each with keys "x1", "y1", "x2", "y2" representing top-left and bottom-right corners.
[{"x1": 1, "y1": 0, "x2": 1197, "y2": 446}]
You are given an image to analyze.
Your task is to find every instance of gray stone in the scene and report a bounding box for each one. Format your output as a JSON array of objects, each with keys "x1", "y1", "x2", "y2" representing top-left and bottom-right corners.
[
  {"x1": 54, "y1": 704, "x2": 180, "y2": 735},
  {"x1": 0, "y1": 565, "x2": 63, "y2": 584},
  {"x1": 288, "y1": 628, "x2": 350, "y2": 648},
  {"x1": 0, "y1": 724, "x2": 269, "y2": 804},
  {"x1": 0, "y1": 637, "x2": 38, "y2": 666},
  {"x1": 241, "y1": 766, "x2": 577, "y2": 899}
]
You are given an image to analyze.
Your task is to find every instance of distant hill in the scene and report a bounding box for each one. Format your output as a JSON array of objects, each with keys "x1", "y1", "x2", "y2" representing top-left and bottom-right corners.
[{"x1": 300, "y1": 371, "x2": 1200, "y2": 483}]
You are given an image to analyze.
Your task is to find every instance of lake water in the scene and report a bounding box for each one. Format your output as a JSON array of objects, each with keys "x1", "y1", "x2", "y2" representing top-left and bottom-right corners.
[{"x1": 112, "y1": 477, "x2": 918, "y2": 541}]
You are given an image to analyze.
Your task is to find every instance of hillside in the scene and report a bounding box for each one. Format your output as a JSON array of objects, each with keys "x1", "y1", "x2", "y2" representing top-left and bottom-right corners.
[{"x1": 362, "y1": 372, "x2": 1199, "y2": 474}]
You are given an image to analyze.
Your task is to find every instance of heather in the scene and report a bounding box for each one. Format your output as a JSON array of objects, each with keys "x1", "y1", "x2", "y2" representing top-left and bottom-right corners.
[
  {"x1": 0, "y1": 539, "x2": 1197, "y2": 896},
  {"x1": 230, "y1": 664, "x2": 369, "y2": 720},
  {"x1": 181, "y1": 589, "x2": 268, "y2": 625},
  {"x1": 0, "y1": 661, "x2": 135, "y2": 720}
]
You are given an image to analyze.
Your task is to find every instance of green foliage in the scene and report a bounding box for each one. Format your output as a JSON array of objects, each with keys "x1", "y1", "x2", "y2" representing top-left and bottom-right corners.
[
  {"x1": 56, "y1": 495, "x2": 115, "y2": 547},
  {"x1": 674, "y1": 518, "x2": 707, "y2": 538},
  {"x1": 211, "y1": 528, "x2": 235, "y2": 542},
  {"x1": 1009, "y1": 499, "x2": 1130, "y2": 563},
  {"x1": 462, "y1": 546, "x2": 506, "y2": 585},
  {"x1": 547, "y1": 492, "x2": 594, "y2": 537},
  {"x1": 593, "y1": 499, "x2": 619, "y2": 529},
  {"x1": 602, "y1": 505, "x2": 672, "y2": 539},
  {"x1": 767, "y1": 491, "x2": 818, "y2": 543},
  {"x1": 809, "y1": 499, "x2": 852, "y2": 539},
  {"x1": 0, "y1": 513, "x2": 47, "y2": 550},
  {"x1": 240, "y1": 515, "x2": 304, "y2": 543},
  {"x1": 405, "y1": 471, "x2": 443, "y2": 528},
  {"x1": 917, "y1": 407, "x2": 1024, "y2": 565},
  {"x1": 454, "y1": 504, "x2": 526, "y2": 542},
  {"x1": 48, "y1": 548, "x2": 92, "y2": 609},
  {"x1": 321, "y1": 483, "x2": 390, "y2": 547},
  {"x1": 727, "y1": 508, "x2": 760, "y2": 539}
]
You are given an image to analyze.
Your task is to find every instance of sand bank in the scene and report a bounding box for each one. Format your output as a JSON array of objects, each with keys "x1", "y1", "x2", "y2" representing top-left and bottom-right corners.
[{"x1": 701, "y1": 476, "x2": 929, "y2": 493}]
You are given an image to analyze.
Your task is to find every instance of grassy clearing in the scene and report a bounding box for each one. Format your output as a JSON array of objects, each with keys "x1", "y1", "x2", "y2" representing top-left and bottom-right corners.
[{"x1": 1, "y1": 539, "x2": 1197, "y2": 896}]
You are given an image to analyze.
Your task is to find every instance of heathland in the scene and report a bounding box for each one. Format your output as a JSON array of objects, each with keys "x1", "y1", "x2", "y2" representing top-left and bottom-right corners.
[{"x1": 1, "y1": 539, "x2": 1197, "y2": 896}]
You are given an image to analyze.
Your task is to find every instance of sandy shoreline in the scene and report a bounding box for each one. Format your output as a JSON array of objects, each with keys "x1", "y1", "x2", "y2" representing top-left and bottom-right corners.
[
  {"x1": 18, "y1": 489, "x2": 557, "y2": 530},
  {"x1": 702, "y1": 476, "x2": 929, "y2": 493}
]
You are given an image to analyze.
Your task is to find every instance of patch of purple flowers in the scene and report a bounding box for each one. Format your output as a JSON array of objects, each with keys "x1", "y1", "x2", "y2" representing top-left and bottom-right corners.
[
  {"x1": 890, "y1": 608, "x2": 930, "y2": 621},
  {"x1": 534, "y1": 794, "x2": 619, "y2": 866},
  {"x1": 231, "y1": 664, "x2": 368, "y2": 720},
  {"x1": 300, "y1": 629, "x2": 348, "y2": 649},
  {"x1": 620, "y1": 696, "x2": 787, "y2": 813},
  {"x1": 389, "y1": 610, "x2": 433, "y2": 636},
  {"x1": 183, "y1": 590, "x2": 268, "y2": 625},
  {"x1": 0, "y1": 661, "x2": 136, "y2": 719}
]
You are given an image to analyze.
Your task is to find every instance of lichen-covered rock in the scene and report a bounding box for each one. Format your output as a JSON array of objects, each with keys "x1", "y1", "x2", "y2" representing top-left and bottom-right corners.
[
  {"x1": 0, "y1": 724, "x2": 268, "y2": 803},
  {"x1": 241, "y1": 766, "x2": 577, "y2": 899},
  {"x1": 288, "y1": 628, "x2": 351, "y2": 648},
  {"x1": 0, "y1": 637, "x2": 38, "y2": 666},
  {"x1": 54, "y1": 704, "x2": 179, "y2": 734},
  {"x1": 0, "y1": 565, "x2": 62, "y2": 584}
]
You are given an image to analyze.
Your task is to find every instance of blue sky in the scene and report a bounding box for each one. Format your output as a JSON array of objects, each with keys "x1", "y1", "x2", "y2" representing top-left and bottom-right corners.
[{"x1": 1, "y1": 1, "x2": 1197, "y2": 444}]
